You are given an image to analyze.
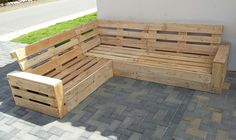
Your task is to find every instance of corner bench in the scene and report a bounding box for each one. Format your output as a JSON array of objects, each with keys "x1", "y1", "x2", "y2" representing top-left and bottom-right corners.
[{"x1": 7, "y1": 20, "x2": 230, "y2": 118}]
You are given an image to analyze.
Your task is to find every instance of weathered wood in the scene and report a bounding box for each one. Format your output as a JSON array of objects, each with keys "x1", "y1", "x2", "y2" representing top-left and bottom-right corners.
[
  {"x1": 148, "y1": 23, "x2": 223, "y2": 34},
  {"x1": 53, "y1": 80, "x2": 66, "y2": 118},
  {"x1": 7, "y1": 20, "x2": 230, "y2": 118},
  {"x1": 19, "y1": 38, "x2": 79, "y2": 71},
  {"x1": 11, "y1": 29, "x2": 77, "y2": 61},
  {"x1": 214, "y1": 44, "x2": 230, "y2": 63},
  {"x1": 113, "y1": 61, "x2": 211, "y2": 91},
  {"x1": 211, "y1": 44, "x2": 230, "y2": 93},
  {"x1": 30, "y1": 46, "x2": 82, "y2": 75},
  {"x1": 14, "y1": 97, "x2": 59, "y2": 117},
  {"x1": 7, "y1": 72, "x2": 61, "y2": 96},
  {"x1": 12, "y1": 88, "x2": 57, "y2": 107},
  {"x1": 65, "y1": 60, "x2": 113, "y2": 111}
]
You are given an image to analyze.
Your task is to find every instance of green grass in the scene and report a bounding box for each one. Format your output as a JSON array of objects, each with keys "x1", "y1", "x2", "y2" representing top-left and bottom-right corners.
[{"x1": 12, "y1": 13, "x2": 97, "y2": 44}]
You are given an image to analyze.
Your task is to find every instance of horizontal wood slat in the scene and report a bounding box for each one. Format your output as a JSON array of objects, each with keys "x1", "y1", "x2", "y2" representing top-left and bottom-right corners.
[
  {"x1": 75, "y1": 20, "x2": 98, "y2": 34},
  {"x1": 100, "y1": 36, "x2": 147, "y2": 49},
  {"x1": 113, "y1": 61, "x2": 211, "y2": 91},
  {"x1": 98, "y1": 20, "x2": 149, "y2": 30},
  {"x1": 19, "y1": 38, "x2": 79, "y2": 71},
  {"x1": 7, "y1": 72, "x2": 61, "y2": 96},
  {"x1": 65, "y1": 60, "x2": 113, "y2": 111},
  {"x1": 14, "y1": 97, "x2": 58, "y2": 117},
  {"x1": 30, "y1": 46, "x2": 82, "y2": 75},
  {"x1": 149, "y1": 23, "x2": 223, "y2": 34},
  {"x1": 149, "y1": 33, "x2": 221, "y2": 44},
  {"x1": 80, "y1": 36, "x2": 101, "y2": 53},
  {"x1": 12, "y1": 29, "x2": 77, "y2": 61},
  {"x1": 12, "y1": 88, "x2": 57, "y2": 107}
]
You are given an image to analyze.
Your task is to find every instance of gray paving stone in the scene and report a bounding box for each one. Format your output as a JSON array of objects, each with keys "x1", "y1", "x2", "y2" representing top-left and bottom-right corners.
[
  {"x1": 0, "y1": 128, "x2": 20, "y2": 140},
  {"x1": 48, "y1": 126, "x2": 65, "y2": 137},
  {"x1": 33, "y1": 129, "x2": 52, "y2": 139}
]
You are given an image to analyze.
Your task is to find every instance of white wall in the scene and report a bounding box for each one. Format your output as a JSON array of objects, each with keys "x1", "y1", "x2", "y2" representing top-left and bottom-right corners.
[{"x1": 97, "y1": 0, "x2": 236, "y2": 70}]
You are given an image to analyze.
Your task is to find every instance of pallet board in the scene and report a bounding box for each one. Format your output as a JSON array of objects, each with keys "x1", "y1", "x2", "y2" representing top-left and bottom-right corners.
[{"x1": 8, "y1": 20, "x2": 230, "y2": 118}]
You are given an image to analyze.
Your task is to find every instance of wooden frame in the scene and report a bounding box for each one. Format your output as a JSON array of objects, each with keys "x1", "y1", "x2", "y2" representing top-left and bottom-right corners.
[{"x1": 7, "y1": 19, "x2": 230, "y2": 118}]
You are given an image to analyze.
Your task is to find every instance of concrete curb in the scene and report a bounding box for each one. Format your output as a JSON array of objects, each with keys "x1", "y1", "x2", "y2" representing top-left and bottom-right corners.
[{"x1": 0, "y1": 8, "x2": 97, "y2": 41}]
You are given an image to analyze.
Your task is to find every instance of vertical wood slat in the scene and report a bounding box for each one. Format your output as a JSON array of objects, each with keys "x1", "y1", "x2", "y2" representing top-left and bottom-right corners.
[
  {"x1": 211, "y1": 44, "x2": 230, "y2": 93},
  {"x1": 116, "y1": 28, "x2": 123, "y2": 47},
  {"x1": 177, "y1": 32, "x2": 187, "y2": 53}
]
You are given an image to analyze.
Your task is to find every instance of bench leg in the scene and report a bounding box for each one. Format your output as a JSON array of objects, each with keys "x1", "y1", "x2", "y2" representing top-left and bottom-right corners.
[{"x1": 211, "y1": 62, "x2": 228, "y2": 93}]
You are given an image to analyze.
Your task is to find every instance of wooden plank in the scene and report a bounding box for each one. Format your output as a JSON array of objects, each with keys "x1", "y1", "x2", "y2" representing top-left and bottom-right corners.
[
  {"x1": 79, "y1": 29, "x2": 99, "y2": 42},
  {"x1": 113, "y1": 61, "x2": 211, "y2": 92},
  {"x1": 138, "y1": 59, "x2": 211, "y2": 73},
  {"x1": 89, "y1": 49, "x2": 140, "y2": 60},
  {"x1": 93, "y1": 45, "x2": 146, "y2": 56},
  {"x1": 53, "y1": 56, "x2": 94, "y2": 80},
  {"x1": 100, "y1": 36, "x2": 147, "y2": 49},
  {"x1": 65, "y1": 60, "x2": 113, "y2": 111},
  {"x1": 98, "y1": 19, "x2": 149, "y2": 30},
  {"x1": 7, "y1": 71, "x2": 61, "y2": 96},
  {"x1": 12, "y1": 88, "x2": 57, "y2": 107},
  {"x1": 14, "y1": 96, "x2": 59, "y2": 117},
  {"x1": 211, "y1": 44, "x2": 229, "y2": 93},
  {"x1": 149, "y1": 23, "x2": 224, "y2": 34},
  {"x1": 214, "y1": 44, "x2": 230, "y2": 63},
  {"x1": 19, "y1": 38, "x2": 79, "y2": 71},
  {"x1": 53, "y1": 80, "x2": 66, "y2": 118},
  {"x1": 148, "y1": 33, "x2": 221, "y2": 44},
  {"x1": 94, "y1": 45, "x2": 212, "y2": 64},
  {"x1": 114, "y1": 60, "x2": 211, "y2": 83},
  {"x1": 89, "y1": 45, "x2": 212, "y2": 72},
  {"x1": 86, "y1": 52, "x2": 138, "y2": 62},
  {"x1": 45, "y1": 54, "x2": 85, "y2": 77},
  {"x1": 75, "y1": 20, "x2": 98, "y2": 34},
  {"x1": 148, "y1": 41, "x2": 218, "y2": 55},
  {"x1": 12, "y1": 29, "x2": 76, "y2": 61},
  {"x1": 138, "y1": 56, "x2": 211, "y2": 68},
  {"x1": 211, "y1": 62, "x2": 225, "y2": 93},
  {"x1": 63, "y1": 58, "x2": 107, "y2": 91},
  {"x1": 99, "y1": 28, "x2": 148, "y2": 38},
  {"x1": 80, "y1": 36, "x2": 100, "y2": 52},
  {"x1": 62, "y1": 57, "x2": 100, "y2": 85},
  {"x1": 30, "y1": 46, "x2": 82, "y2": 75}
]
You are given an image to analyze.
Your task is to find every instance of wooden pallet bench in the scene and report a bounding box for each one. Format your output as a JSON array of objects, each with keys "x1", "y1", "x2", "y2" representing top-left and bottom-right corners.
[{"x1": 7, "y1": 20, "x2": 230, "y2": 118}]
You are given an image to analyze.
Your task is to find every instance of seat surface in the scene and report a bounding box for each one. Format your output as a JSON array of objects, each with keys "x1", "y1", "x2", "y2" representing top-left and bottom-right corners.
[
  {"x1": 45, "y1": 55, "x2": 109, "y2": 92},
  {"x1": 87, "y1": 45, "x2": 214, "y2": 74}
]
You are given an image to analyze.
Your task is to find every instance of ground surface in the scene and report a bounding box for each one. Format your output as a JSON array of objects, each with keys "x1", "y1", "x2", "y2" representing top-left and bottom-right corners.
[
  {"x1": 0, "y1": 0, "x2": 57, "y2": 13},
  {"x1": 0, "y1": 42, "x2": 236, "y2": 140},
  {"x1": 0, "y1": 0, "x2": 96, "y2": 36}
]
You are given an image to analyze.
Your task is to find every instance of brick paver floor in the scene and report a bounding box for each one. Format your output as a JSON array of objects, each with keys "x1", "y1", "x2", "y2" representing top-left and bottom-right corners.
[{"x1": 0, "y1": 42, "x2": 236, "y2": 140}]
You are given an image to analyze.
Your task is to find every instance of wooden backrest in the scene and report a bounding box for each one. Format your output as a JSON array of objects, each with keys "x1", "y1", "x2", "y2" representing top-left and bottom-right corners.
[
  {"x1": 98, "y1": 19, "x2": 224, "y2": 56},
  {"x1": 148, "y1": 23, "x2": 223, "y2": 55},
  {"x1": 11, "y1": 20, "x2": 99, "y2": 76},
  {"x1": 98, "y1": 20, "x2": 149, "y2": 49}
]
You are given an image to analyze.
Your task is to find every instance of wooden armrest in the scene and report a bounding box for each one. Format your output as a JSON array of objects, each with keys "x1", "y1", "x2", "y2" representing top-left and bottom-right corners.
[
  {"x1": 7, "y1": 71, "x2": 62, "y2": 87},
  {"x1": 213, "y1": 43, "x2": 230, "y2": 64},
  {"x1": 7, "y1": 71, "x2": 66, "y2": 118}
]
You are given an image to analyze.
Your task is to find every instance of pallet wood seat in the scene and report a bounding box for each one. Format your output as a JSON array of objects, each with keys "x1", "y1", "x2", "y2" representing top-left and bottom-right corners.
[
  {"x1": 7, "y1": 19, "x2": 230, "y2": 118},
  {"x1": 7, "y1": 22, "x2": 113, "y2": 118},
  {"x1": 87, "y1": 20, "x2": 230, "y2": 93}
]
